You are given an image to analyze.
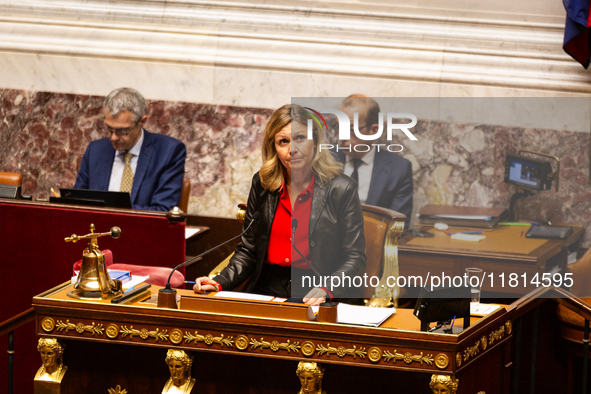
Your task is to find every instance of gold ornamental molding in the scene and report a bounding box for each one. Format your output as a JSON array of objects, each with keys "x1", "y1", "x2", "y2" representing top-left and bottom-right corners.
[
  {"x1": 461, "y1": 321, "x2": 512, "y2": 365},
  {"x1": 56, "y1": 320, "x2": 104, "y2": 336},
  {"x1": 236, "y1": 335, "x2": 249, "y2": 351},
  {"x1": 505, "y1": 320, "x2": 513, "y2": 334},
  {"x1": 301, "y1": 341, "x2": 315, "y2": 357},
  {"x1": 488, "y1": 326, "x2": 505, "y2": 346},
  {"x1": 170, "y1": 329, "x2": 183, "y2": 345},
  {"x1": 481, "y1": 335, "x2": 488, "y2": 351},
  {"x1": 106, "y1": 324, "x2": 119, "y2": 339},
  {"x1": 383, "y1": 350, "x2": 433, "y2": 366},
  {"x1": 434, "y1": 354, "x2": 450, "y2": 370},
  {"x1": 316, "y1": 344, "x2": 366, "y2": 359},
  {"x1": 108, "y1": 385, "x2": 128, "y2": 394},
  {"x1": 121, "y1": 326, "x2": 169, "y2": 342},
  {"x1": 250, "y1": 338, "x2": 300, "y2": 353},
  {"x1": 368, "y1": 347, "x2": 382, "y2": 363},
  {"x1": 463, "y1": 340, "x2": 480, "y2": 362},
  {"x1": 184, "y1": 331, "x2": 234, "y2": 347},
  {"x1": 41, "y1": 317, "x2": 55, "y2": 333}
]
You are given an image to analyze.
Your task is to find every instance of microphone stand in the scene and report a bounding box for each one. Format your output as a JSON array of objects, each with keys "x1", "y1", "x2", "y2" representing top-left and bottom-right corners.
[
  {"x1": 291, "y1": 218, "x2": 321, "y2": 277},
  {"x1": 157, "y1": 212, "x2": 260, "y2": 308}
]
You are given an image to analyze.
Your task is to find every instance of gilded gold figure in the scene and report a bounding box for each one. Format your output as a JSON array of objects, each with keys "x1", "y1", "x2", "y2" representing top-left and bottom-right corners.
[
  {"x1": 34, "y1": 338, "x2": 67, "y2": 382},
  {"x1": 296, "y1": 362, "x2": 326, "y2": 394},
  {"x1": 162, "y1": 349, "x2": 195, "y2": 394},
  {"x1": 429, "y1": 374, "x2": 459, "y2": 394}
]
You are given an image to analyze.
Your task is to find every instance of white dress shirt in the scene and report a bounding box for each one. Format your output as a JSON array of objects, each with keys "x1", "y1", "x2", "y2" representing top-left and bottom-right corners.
[
  {"x1": 108, "y1": 129, "x2": 144, "y2": 192},
  {"x1": 343, "y1": 148, "x2": 376, "y2": 204}
]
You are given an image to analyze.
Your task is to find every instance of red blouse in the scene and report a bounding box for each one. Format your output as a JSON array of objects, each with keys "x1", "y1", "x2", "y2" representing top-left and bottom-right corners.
[{"x1": 266, "y1": 174, "x2": 315, "y2": 269}]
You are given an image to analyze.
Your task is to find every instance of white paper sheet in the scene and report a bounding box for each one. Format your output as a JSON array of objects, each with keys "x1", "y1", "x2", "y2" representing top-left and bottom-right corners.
[
  {"x1": 214, "y1": 291, "x2": 275, "y2": 302},
  {"x1": 310, "y1": 304, "x2": 396, "y2": 327}
]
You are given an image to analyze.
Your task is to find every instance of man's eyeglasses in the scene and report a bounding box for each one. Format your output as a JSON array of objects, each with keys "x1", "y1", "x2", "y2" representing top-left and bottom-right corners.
[
  {"x1": 349, "y1": 124, "x2": 368, "y2": 133},
  {"x1": 101, "y1": 119, "x2": 140, "y2": 137}
]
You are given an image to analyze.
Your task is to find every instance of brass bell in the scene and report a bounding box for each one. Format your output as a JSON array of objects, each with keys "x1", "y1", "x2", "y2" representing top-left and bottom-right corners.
[{"x1": 65, "y1": 224, "x2": 123, "y2": 300}]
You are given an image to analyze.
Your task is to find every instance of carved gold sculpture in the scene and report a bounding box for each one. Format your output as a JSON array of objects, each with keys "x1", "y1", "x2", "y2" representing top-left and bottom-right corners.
[
  {"x1": 34, "y1": 338, "x2": 67, "y2": 394},
  {"x1": 296, "y1": 362, "x2": 326, "y2": 394},
  {"x1": 35, "y1": 338, "x2": 67, "y2": 382},
  {"x1": 162, "y1": 349, "x2": 195, "y2": 394},
  {"x1": 66, "y1": 224, "x2": 123, "y2": 300},
  {"x1": 429, "y1": 374, "x2": 459, "y2": 394}
]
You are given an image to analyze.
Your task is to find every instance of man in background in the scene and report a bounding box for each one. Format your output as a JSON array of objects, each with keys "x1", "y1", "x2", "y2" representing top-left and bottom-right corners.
[
  {"x1": 334, "y1": 95, "x2": 413, "y2": 229},
  {"x1": 74, "y1": 87, "x2": 186, "y2": 211}
]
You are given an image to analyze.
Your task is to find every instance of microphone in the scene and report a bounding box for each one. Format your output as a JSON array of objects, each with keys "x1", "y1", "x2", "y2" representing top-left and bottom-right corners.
[
  {"x1": 157, "y1": 211, "x2": 261, "y2": 308},
  {"x1": 291, "y1": 218, "x2": 321, "y2": 277}
]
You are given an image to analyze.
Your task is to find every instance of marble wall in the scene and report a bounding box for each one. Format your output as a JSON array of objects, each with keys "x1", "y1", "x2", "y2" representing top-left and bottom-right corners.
[
  {"x1": 0, "y1": 89, "x2": 272, "y2": 215},
  {"x1": 1, "y1": 88, "x2": 590, "y2": 246}
]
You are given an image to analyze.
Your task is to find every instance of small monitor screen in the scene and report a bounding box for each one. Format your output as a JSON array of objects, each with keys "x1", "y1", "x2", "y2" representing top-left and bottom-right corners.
[
  {"x1": 504, "y1": 154, "x2": 552, "y2": 191},
  {"x1": 508, "y1": 160, "x2": 540, "y2": 187}
]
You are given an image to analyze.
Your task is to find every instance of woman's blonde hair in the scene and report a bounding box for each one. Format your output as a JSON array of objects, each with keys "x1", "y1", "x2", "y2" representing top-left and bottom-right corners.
[{"x1": 260, "y1": 104, "x2": 342, "y2": 191}]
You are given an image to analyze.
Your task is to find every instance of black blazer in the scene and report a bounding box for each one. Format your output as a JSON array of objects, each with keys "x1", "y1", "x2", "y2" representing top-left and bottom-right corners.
[{"x1": 214, "y1": 172, "x2": 367, "y2": 298}]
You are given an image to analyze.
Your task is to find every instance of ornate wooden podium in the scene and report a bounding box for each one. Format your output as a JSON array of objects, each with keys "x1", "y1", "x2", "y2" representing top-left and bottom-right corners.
[{"x1": 32, "y1": 283, "x2": 518, "y2": 393}]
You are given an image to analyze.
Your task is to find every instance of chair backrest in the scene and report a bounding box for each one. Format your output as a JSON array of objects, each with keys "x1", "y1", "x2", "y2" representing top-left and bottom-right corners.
[
  {"x1": 360, "y1": 204, "x2": 406, "y2": 300},
  {"x1": 567, "y1": 247, "x2": 591, "y2": 297},
  {"x1": 0, "y1": 172, "x2": 22, "y2": 186},
  {"x1": 179, "y1": 179, "x2": 191, "y2": 213}
]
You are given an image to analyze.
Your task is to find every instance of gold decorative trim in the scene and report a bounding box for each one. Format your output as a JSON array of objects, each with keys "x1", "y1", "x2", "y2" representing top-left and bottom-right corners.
[
  {"x1": 108, "y1": 385, "x2": 128, "y2": 394},
  {"x1": 121, "y1": 326, "x2": 168, "y2": 342},
  {"x1": 56, "y1": 320, "x2": 104, "y2": 336},
  {"x1": 170, "y1": 329, "x2": 183, "y2": 345},
  {"x1": 505, "y1": 320, "x2": 512, "y2": 335},
  {"x1": 106, "y1": 324, "x2": 119, "y2": 339},
  {"x1": 488, "y1": 326, "x2": 505, "y2": 346},
  {"x1": 434, "y1": 354, "x2": 449, "y2": 369},
  {"x1": 183, "y1": 331, "x2": 234, "y2": 347},
  {"x1": 316, "y1": 344, "x2": 366, "y2": 359},
  {"x1": 41, "y1": 317, "x2": 55, "y2": 333},
  {"x1": 301, "y1": 341, "x2": 315, "y2": 357},
  {"x1": 463, "y1": 340, "x2": 480, "y2": 361},
  {"x1": 250, "y1": 338, "x2": 300, "y2": 353},
  {"x1": 383, "y1": 350, "x2": 433, "y2": 365},
  {"x1": 236, "y1": 335, "x2": 249, "y2": 351},
  {"x1": 481, "y1": 335, "x2": 488, "y2": 351},
  {"x1": 368, "y1": 347, "x2": 382, "y2": 363},
  {"x1": 456, "y1": 352, "x2": 462, "y2": 367}
]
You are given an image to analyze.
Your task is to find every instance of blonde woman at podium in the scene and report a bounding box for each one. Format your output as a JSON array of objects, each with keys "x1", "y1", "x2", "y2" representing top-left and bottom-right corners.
[{"x1": 193, "y1": 104, "x2": 366, "y2": 305}]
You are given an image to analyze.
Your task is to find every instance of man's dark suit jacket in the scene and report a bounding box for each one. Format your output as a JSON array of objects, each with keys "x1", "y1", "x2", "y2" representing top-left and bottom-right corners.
[
  {"x1": 74, "y1": 130, "x2": 186, "y2": 211},
  {"x1": 335, "y1": 149, "x2": 413, "y2": 229}
]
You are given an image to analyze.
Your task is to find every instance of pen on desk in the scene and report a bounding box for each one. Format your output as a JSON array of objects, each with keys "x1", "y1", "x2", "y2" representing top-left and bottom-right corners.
[
  {"x1": 443, "y1": 231, "x2": 452, "y2": 236},
  {"x1": 450, "y1": 315, "x2": 456, "y2": 330},
  {"x1": 460, "y1": 231, "x2": 483, "y2": 235},
  {"x1": 519, "y1": 231, "x2": 524, "y2": 238},
  {"x1": 50, "y1": 188, "x2": 59, "y2": 197},
  {"x1": 499, "y1": 222, "x2": 536, "y2": 226},
  {"x1": 184, "y1": 281, "x2": 196, "y2": 284},
  {"x1": 124, "y1": 285, "x2": 136, "y2": 293}
]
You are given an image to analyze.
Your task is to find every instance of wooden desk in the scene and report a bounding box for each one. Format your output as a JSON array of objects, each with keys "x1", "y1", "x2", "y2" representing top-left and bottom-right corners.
[
  {"x1": 32, "y1": 282, "x2": 514, "y2": 393},
  {"x1": 399, "y1": 225, "x2": 584, "y2": 296},
  {"x1": 0, "y1": 199, "x2": 189, "y2": 394}
]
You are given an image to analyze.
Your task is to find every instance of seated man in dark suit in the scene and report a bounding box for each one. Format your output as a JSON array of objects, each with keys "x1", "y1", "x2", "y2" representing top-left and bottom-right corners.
[
  {"x1": 74, "y1": 87, "x2": 186, "y2": 211},
  {"x1": 334, "y1": 96, "x2": 413, "y2": 229}
]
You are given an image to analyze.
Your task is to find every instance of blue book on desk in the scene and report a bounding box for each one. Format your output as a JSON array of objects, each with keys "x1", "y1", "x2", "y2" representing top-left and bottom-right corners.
[{"x1": 108, "y1": 270, "x2": 131, "y2": 284}]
